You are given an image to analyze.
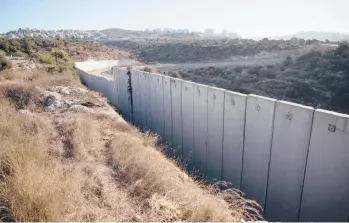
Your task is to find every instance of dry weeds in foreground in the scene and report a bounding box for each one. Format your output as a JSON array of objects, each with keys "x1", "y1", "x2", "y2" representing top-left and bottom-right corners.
[
  {"x1": 108, "y1": 134, "x2": 261, "y2": 221},
  {"x1": 0, "y1": 68, "x2": 262, "y2": 221}
]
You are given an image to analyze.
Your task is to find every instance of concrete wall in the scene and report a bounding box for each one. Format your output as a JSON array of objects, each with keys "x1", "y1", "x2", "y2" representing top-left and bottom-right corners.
[
  {"x1": 193, "y1": 83, "x2": 208, "y2": 174},
  {"x1": 75, "y1": 59, "x2": 136, "y2": 71},
  {"x1": 170, "y1": 78, "x2": 183, "y2": 156},
  {"x1": 242, "y1": 95, "x2": 276, "y2": 208},
  {"x1": 206, "y1": 87, "x2": 225, "y2": 181},
  {"x1": 222, "y1": 91, "x2": 246, "y2": 189},
  {"x1": 76, "y1": 65, "x2": 349, "y2": 222},
  {"x1": 181, "y1": 80, "x2": 194, "y2": 165}
]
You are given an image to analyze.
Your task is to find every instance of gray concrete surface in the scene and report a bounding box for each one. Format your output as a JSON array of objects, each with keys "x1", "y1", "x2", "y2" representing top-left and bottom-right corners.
[
  {"x1": 242, "y1": 94, "x2": 277, "y2": 208},
  {"x1": 222, "y1": 91, "x2": 247, "y2": 189},
  {"x1": 171, "y1": 78, "x2": 183, "y2": 156},
  {"x1": 155, "y1": 74, "x2": 165, "y2": 136},
  {"x1": 181, "y1": 81, "x2": 194, "y2": 164},
  {"x1": 206, "y1": 87, "x2": 225, "y2": 181},
  {"x1": 149, "y1": 74, "x2": 157, "y2": 131},
  {"x1": 299, "y1": 109, "x2": 349, "y2": 221},
  {"x1": 193, "y1": 83, "x2": 208, "y2": 174},
  {"x1": 163, "y1": 76, "x2": 173, "y2": 144},
  {"x1": 265, "y1": 101, "x2": 314, "y2": 221}
]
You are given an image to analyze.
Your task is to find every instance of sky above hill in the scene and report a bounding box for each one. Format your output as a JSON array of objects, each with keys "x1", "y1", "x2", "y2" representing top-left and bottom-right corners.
[{"x1": 1, "y1": 0, "x2": 348, "y2": 38}]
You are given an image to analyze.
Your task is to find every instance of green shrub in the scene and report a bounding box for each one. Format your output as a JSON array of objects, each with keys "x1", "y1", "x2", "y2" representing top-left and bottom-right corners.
[
  {"x1": 12, "y1": 51, "x2": 27, "y2": 57},
  {"x1": 0, "y1": 42, "x2": 10, "y2": 53},
  {"x1": 246, "y1": 66, "x2": 262, "y2": 75},
  {"x1": 39, "y1": 55, "x2": 55, "y2": 64},
  {"x1": 0, "y1": 51, "x2": 12, "y2": 70},
  {"x1": 50, "y1": 49, "x2": 68, "y2": 59},
  {"x1": 49, "y1": 49, "x2": 55, "y2": 55},
  {"x1": 233, "y1": 66, "x2": 243, "y2": 73}
]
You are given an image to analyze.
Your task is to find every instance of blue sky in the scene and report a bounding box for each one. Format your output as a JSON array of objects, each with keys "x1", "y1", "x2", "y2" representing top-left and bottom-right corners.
[{"x1": 1, "y1": 0, "x2": 348, "y2": 37}]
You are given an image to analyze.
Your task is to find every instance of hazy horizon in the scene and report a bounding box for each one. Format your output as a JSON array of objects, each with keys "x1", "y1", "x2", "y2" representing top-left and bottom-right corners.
[{"x1": 1, "y1": 0, "x2": 348, "y2": 38}]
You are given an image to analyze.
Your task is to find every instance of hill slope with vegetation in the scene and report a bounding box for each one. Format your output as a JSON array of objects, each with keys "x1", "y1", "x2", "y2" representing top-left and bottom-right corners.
[
  {"x1": 169, "y1": 43, "x2": 349, "y2": 114},
  {"x1": 106, "y1": 38, "x2": 323, "y2": 63}
]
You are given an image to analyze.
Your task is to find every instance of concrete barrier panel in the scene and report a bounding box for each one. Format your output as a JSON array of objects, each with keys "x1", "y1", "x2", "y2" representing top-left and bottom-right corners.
[
  {"x1": 112, "y1": 68, "x2": 119, "y2": 108},
  {"x1": 193, "y1": 83, "x2": 208, "y2": 174},
  {"x1": 108, "y1": 68, "x2": 115, "y2": 106},
  {"x1": 119, "y1": 70, "x2": 130, "y2": 120},
  {"x1": 171, "y1": 78, "x2": 183, "y2": 156},
  {"x1": 131, "y1": 71, "x2": 141, "y2": 127},
  {"x1": 242, "y1": 94, "x2": 276, "y2": 208},
  {"x1": 106, "y1": 79, "x2": 113, "y2": 105},
  {"x1": 299, "y1": 110, "x2": 349, "y2": 221},
  {"x1": 136, "y1": 71, "x2": 143, "y2": 127},
  {"x1": 155, "y1": 74, "x2": 165, "y2": 136},
  {"x1": 86, "y1": 73, "x2": 94, "y2": 90},
  {"x1": 117, "y1": 69, "x2": 125, "y2": 115},
  {"x1": 124, "y1": 70, "x2": 132, "y2": 121},
  {"x1": 222, "y1": 91, "x2": 247, "y2": 189},
  {"x1": 207, "y1": 87, "x2": 225, "y2": 181},
  {"x1": 139, "y1": 72, "x2": 149, "y2": 129},
  {"x1": 181, "y1": 81, "x2": 194, "y2": 164},
  {"x1": 99, "y1": 76, "x2": 107, "y2": 96},
  {"x1": 91, "y1": 75, "x2": 98, "y2": 90},
  {"x1": 265, "y1": 101, "x2": 314, "y2": 221},
  {"x1": 117, "y1": 70, "x2": 127, "y2": 117},
  {"x1": 163, "y1": 76, "x2": 173, "y2": 144},
  {"x1": 148, "y1": 73, "x2": 158, "y2": 131}
]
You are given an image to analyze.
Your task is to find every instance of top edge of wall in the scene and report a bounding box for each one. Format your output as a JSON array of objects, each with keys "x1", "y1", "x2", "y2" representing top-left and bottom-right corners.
[
  {"x1": 315, "y1": 109, "x2": 349, "y2": 118},
  {"x1": 277, "y1": 100, "x2": 314, "y2": 110},
  {"x1": 207, "y1": 86, "x2": 226, "y2": 92},
  {"x1": 170, "y1": 77, "x2": 183, "y2": 82},
  {"x1": 75, "y1": 59, "x2": 136, "y2": 72},
  {"x1": 248, "y1": 94, "x2": 277, "y2": 102},
  {"x1": 181, "y1": 79, "x2": 195, "y2": 85},
  {"x1": 225, "y1": 90, "x2": 247, "y2": 97}
]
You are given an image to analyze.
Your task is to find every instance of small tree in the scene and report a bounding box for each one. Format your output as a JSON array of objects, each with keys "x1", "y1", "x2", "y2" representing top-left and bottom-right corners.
[
  {"x1": 233, "y1": 66, "x2": 243, "y2": 73},
  {"x1": 0, "y1": 42, "x2": 10, "y2": 53},
  {"x1": 0, "y1": 50, "x2": 12, "y2": 70},
  {"x1": 24, "y1": 39, "x2": 33, "y2": 54},
  {"x1": 39, "y1": 54, "x2": 55, "y2": 64}
]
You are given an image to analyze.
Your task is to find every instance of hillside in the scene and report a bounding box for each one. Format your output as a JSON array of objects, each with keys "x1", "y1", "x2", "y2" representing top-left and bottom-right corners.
[
  {"x1": 106, "y1": 38, "x2": 323, "y2": 63},
  {"x1": 276, "y1": 31, "x2": 349, "y2": 42},
  {"x1": 0, "y1": 37, "x2": 132, "y2": 62},
  {"x1": 167, "y1": 43, "x2": 349, "y2": 114},
  {"x1": 0, "y1": 39, "x2": 261, "y2": 221}
]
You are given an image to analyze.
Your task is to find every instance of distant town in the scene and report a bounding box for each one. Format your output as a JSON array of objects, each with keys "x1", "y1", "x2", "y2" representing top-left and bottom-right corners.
[{"x1": 0, "y1": 28, "x2": 242, "y2": 41}]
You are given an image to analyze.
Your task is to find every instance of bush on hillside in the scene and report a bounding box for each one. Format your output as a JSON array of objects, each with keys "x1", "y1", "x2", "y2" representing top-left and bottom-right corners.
[
  {"x1": 0, "y1": 51, "x2": 12, "y2": 70},
  {"x1": 233, "y1": 66, "x2": 243, "y2": 73},
  {"x1": 50, "y1": 49, "x2": 68, "y2": 59},
  {"x1": 12, "y1": 51, "x2": 27, "y2": 57},
  {"x1": 0, "y1": 42, "x2": 10, "y2": 53},
  {"x1": 39, "y1": 55, "x2": 55, "y2": 64}
]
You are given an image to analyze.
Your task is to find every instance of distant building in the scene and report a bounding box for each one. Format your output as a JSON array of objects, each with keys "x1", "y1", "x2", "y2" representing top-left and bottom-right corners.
[
  {"x1": 153, "y1": 28, "x2": 162, "y2": 33},
  {"x1": 221, "y1": 29, "x2": 228, "y2": 37},
  {"x1": 205, "y1": 28, "x2": 214, "y2": 35}
]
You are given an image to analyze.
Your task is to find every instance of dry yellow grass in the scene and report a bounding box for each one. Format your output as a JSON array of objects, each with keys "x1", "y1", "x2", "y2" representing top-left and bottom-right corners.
[
  {"x1": 0, "y1": 66, "x2": 262, "y2": 221},
  {"x1": 0, "y1": 100, "x2": 81, "y2": 221},
  {"x1": 108, "y1": 133, "x2": 261, "y2": 221}
]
